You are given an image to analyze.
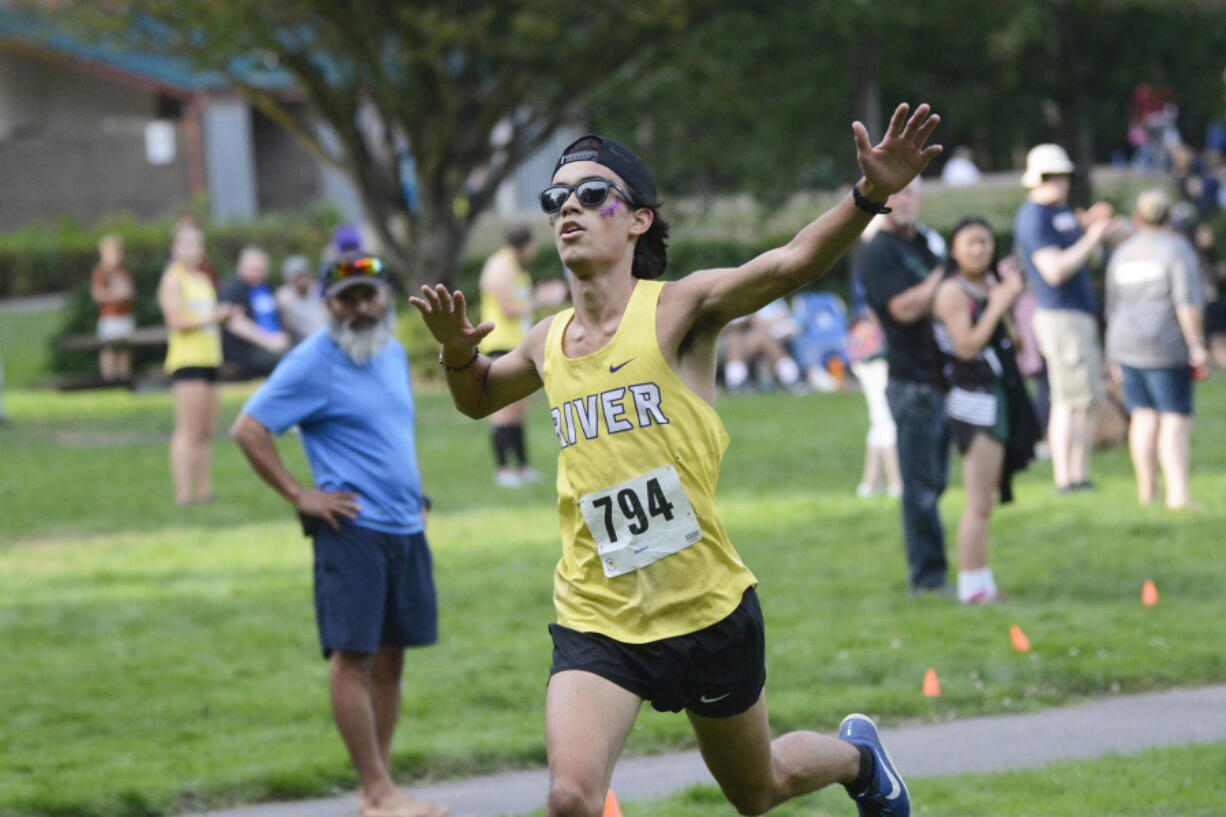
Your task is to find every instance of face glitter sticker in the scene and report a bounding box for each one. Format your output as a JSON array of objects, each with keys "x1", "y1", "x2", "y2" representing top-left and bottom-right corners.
[{"x1": 600, "y1": 200, "x2": 621, "y2": 218}]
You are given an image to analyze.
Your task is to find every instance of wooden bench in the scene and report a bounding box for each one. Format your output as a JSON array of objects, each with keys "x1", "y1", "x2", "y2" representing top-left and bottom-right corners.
[{"x1": 55, "y1": 327, "x2": 171, "y2": 391}]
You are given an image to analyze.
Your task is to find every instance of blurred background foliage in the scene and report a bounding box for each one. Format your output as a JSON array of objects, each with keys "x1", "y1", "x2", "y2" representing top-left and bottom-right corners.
[
  {"x1": 584, "y1": 0, "x2": 1226, "y2": 206},
  {"x1": 7, "y1": 0, "x2": 1226, "y2": 379}
]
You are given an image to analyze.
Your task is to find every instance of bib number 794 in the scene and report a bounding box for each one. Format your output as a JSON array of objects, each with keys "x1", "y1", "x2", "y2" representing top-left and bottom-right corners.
[
  {"x1": 591, "y1": 477, "x2": 675, "y2": 541},
  {"x1": 580, "y1": 464, "x2": 703, "y2": 577}
]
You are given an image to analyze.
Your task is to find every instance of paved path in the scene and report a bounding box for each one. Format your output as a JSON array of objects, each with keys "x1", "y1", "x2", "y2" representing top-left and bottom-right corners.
[
  {"x1": 190, "y1": 684, "x2": 1226, "y2": 817},
  {"x1": 0, "y1": 292, "x2": 67, "y2": 314}
]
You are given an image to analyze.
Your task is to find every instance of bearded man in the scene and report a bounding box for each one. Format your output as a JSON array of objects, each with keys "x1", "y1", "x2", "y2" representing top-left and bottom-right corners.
[{"x1": 232, "y1": 253, "x2": 445, "y2": 817}]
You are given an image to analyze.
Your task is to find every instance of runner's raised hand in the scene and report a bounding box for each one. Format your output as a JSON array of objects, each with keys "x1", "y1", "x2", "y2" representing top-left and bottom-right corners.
[{"x1": 852, "y1": 103, "x2": 943, "y2": 197}]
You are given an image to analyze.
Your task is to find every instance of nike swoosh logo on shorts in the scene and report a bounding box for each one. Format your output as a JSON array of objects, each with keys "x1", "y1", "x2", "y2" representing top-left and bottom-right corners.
[
  {"x1": 609, "y1": 358, "x2": 634, "y2": 373},
  {"x1": 699, "y1": 692, "x2": 730, "y2": 704}
]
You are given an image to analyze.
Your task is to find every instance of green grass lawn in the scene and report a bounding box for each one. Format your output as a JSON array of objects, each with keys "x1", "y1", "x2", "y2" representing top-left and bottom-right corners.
[
  {"x1": 2, "y1": 376, "x2": 1225, "y2": 817},
  {"x1": 0, "y1": 303, "x2": 65, "y2": 390},
  {"x1": 577, "y1": 741, "x2": 1226, "y2": 817}
]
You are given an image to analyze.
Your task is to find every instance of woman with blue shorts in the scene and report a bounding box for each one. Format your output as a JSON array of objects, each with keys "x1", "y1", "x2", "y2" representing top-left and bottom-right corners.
[{"x1": 1105, "y1": 190, "x2": 1208, "y2": 509}]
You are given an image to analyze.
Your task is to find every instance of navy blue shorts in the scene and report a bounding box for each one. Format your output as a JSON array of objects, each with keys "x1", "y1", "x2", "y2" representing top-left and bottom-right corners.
[
  {"x1": 548, "y1": 587, "x2": 765, "y2": 718},
  {"x1": 1120, "y1": 365, "x2": 1193, "y2": 416},
  {"x1": 312, "y1": 524, "x2": 437, "y2": 658}
]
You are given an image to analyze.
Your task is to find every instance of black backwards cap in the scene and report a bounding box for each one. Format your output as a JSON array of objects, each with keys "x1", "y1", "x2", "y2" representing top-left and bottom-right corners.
[{"x1": 554, "y1": 135, "x2": 657, "y2": 204}]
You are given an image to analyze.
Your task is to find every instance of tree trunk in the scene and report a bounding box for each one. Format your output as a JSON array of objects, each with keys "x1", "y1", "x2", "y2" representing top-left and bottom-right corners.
[
  {"x1": 402, "y1": 190, "x2": 470, "y2": 292},
  {"x1": 1054, "y1": 3, "x2": 1095, "y2": 207},
  {"x1": 855, "y1": 35, "x2": 882, "y2": 143}
]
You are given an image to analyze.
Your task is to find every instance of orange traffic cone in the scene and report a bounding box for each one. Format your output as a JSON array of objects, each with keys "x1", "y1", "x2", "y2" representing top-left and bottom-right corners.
[
  {"x1": 1010, "y1": 624, "x2": 1032, "y2": 653},
  {"x1": 603, "y1": 789, "x2": 623, "y2": 817},
  {"x1": 1141, "y1": 579, "x2": 1159, "y2": 607},
  {"x1": 922, "y1": 668, "x2": 941, "y2": 697}
]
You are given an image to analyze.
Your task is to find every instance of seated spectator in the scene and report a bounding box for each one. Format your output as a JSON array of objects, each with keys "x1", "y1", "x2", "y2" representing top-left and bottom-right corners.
[
  {"x1": 791, "y1": 291, "x2": 851, "y2": 391},
  {"x1": 940, "y1": 146, "x2": 982, "y2": 187},
  {"x1": 721, "y1": 299, "x2": 803, "y2": 393},
  {"x1": 90, "y1": 233, "x2": 135, "y2": 383},
  {"x1": 219, "y1": 246, "x2": 291, "y2": 379},
  {"x1": 276, "y1": 254, "x2": 327, "y2": 344}
]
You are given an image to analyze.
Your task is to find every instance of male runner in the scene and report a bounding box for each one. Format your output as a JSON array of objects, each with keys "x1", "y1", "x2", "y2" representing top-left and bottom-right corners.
[{"x1": 411, "y1": 103, "x2": 941, "y2": 817}]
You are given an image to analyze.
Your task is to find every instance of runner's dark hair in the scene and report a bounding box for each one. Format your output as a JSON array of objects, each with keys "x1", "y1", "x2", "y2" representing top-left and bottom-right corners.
[{"x1": 565, "y1": 136, "x2": 671, "y2": 280}]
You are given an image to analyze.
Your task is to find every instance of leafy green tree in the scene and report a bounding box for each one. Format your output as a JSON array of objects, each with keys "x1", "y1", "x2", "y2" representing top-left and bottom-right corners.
[
  {"x1": 583, "y1": 3, "x2": 862, "y2": 208},
  {"x1": 590, "y1": 0, "x2": 1226, "y2": 208},
  {"x1": 977, "y1": 0, "x2": 1226, "y2": 202},
  {"x1": 45, "y1": 0, "x2": 730, "y2": 286}
]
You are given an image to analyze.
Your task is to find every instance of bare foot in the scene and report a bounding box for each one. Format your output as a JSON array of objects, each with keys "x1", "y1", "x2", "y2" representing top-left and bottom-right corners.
[
  {"x1": 359, "y1": 789, "x2": 448, "y2": 817},
  {"x1": 1166, "y1": 499, "x2": 1203, "y2": 511}
]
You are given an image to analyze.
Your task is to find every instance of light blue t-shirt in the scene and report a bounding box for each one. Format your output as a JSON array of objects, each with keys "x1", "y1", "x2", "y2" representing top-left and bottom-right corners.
[
  {"x1": 242, "y1": 332, "x2": 425, "y2": 534},
  {"x1": 1014, "y1": 199, "x2": 1096, "y2": 314}
]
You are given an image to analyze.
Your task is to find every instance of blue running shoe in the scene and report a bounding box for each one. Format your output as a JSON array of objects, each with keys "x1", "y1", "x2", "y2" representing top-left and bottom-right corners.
[{"x1": 839, "y1": 713, "x2": 910, "y2": 817}]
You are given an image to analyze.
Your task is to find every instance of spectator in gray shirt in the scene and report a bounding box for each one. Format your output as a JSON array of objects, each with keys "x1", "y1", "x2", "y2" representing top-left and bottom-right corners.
[
  {"x1": 276, "y1": 254, "x2": 328, "y2": 345},
  {"x1": 1105, "y1": 189, "x2": 1208, "y2": 509}
]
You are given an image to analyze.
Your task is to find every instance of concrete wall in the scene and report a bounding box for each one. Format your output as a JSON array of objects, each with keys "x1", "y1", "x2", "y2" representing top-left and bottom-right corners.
[
  {"x1": 0, "y1": 128, "x2": 192, "y2": 231},
  {"x1": 0, "y1": 50, "x2": 151, "y2": 136},
  {"x1": 0, "y1": 50, "x2": 190, "y2": 230},
  {"x1": 254, "y1": 106, "x2": 321, "y2": 212},
  {"x1": 0, "y1": 49, "x2": 328, "y2": 231}
]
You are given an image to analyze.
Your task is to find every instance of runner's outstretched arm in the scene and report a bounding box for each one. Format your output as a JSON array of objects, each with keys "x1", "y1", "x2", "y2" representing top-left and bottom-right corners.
[
  {"x1": 667, "y1": 103, "x2": 942, "y2": 330},
  {"x1": 408, "y1": 284, "x2": 547, "y2": 418}
]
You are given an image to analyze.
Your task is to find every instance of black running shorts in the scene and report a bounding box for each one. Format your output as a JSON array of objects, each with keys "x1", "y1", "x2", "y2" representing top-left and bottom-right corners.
[{"x1": 548, "y1": 587, "x2": 765, "y2": 718}]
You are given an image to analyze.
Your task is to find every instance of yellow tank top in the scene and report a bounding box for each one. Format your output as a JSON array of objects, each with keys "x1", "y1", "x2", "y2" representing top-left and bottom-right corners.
[
  {"x1": 163, "y1": 263, "x2": 222, "y2": 372},
  {"x1": 480, "y1": 248, "x2": 533, "y2": 352},
  {"x1": 543, "y1": 279, "x2": 756, "y2": 643}
]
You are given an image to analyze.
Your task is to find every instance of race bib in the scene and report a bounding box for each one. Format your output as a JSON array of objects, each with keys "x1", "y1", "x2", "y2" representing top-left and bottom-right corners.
[{"x1": 579, "y1": 464, "x2": 703, "y2": 578}]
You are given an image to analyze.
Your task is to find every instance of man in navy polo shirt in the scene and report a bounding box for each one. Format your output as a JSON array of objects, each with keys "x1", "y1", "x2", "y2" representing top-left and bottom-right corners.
[
  {"x1": 232, "y1": 253, "x2": 444, "y2": 817},
  {"x1": 1014, "y1": 144, "x2": 1115, "y2": 493}
]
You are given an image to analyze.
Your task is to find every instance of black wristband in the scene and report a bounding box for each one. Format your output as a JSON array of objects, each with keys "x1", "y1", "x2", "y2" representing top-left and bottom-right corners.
[
  {"x1": 439, "y1": 346, "x2": 479, "y2": 372},
  {"x1": 421, "y1": 494, "x2": 432, "y2": 511},
  {"x1": 852, "y1": 184, "x2": 892, "y2": 215}
]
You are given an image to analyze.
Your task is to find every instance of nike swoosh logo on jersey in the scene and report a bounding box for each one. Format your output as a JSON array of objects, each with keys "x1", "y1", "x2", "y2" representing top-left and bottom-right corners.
[
  {"x1": 699, "y1": 692, "x2": 730, "y2": 704},
  {"x1": 609, "y1": 358, "x2": 634, "y2": 373}
]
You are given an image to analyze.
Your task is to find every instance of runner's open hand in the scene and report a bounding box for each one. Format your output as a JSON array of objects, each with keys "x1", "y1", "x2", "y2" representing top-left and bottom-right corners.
[
  {"x1": 409, "y1": 284, "x2": 495, "y2": 355},
  {"x1": 852, "y1": 103, "x2": 943, "y2": 197}
]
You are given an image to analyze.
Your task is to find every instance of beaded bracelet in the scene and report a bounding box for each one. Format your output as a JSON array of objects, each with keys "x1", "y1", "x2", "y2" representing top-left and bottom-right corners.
[{"x1": 438, "y1": 347, "x2": 480, "y2": 372}]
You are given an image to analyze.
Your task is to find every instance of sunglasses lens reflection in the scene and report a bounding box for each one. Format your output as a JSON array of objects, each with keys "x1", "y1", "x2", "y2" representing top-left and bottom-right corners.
[
  {"x1": 539, "y1": 180, "x2": 616, "y2": 214},
  {"x1": 540, "y1": 188, "x2": 566, "y2": 213},
  {"x1": 576, "y1": 180, "x2": 612, "y2": 207}
]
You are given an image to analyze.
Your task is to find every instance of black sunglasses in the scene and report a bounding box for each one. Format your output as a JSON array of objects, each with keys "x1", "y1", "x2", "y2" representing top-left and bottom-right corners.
[{"x1": 539, "y1": 176, "x2": 637, "y2": 214}]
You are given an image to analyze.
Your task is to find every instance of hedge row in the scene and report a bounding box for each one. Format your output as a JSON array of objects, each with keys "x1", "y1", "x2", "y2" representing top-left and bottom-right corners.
[
  {"x1": 0, "y1": 203, "x2": 343, "y2": 300},
  {"x1": 45, "y1": 216, "x2": 837, "y2": 378}
]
